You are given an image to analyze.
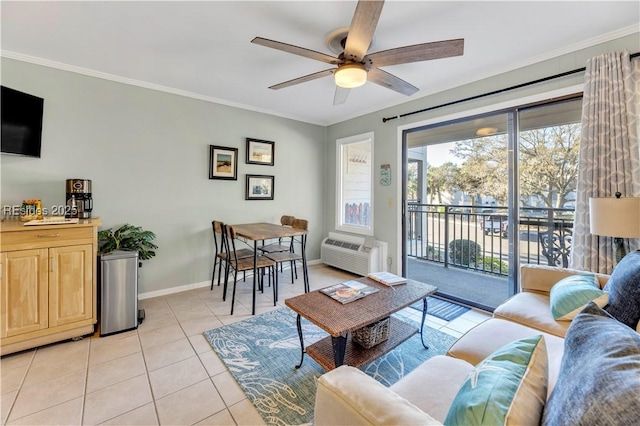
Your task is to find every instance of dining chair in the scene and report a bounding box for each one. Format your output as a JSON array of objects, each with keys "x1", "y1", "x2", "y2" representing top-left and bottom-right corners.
[
  {"x1": 224, "y1": 224, "x2": 278, "y2": 315},
  {"x1": 210, "y1": 221, "x2": 253, "y2": 291},
  {"x1": 264, "y1": 218, "x2": 309, "y2": 294},
  {"x1": 258, "y1": 215, "x2": 296, "y2": 255}
]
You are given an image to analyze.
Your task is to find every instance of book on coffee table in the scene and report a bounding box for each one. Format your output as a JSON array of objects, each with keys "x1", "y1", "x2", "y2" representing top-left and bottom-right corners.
[
  {"x1": 320, "y1": 280, "x2": 379, "y2": 304},
  {"x1": 367, "y1": 271, "x2": 407, "y2": 286}
]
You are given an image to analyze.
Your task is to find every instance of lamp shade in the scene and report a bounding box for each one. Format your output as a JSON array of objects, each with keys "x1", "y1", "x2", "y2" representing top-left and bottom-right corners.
[
  {"x1": 589, "y1": 197, "x2": 640, "y2": 238},
  {"x1": 334, "y1": 63, "x2": 367, "y2": 88}
]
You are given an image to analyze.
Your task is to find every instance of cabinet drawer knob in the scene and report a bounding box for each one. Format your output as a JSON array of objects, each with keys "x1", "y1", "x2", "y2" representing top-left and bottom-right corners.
[{"x1": 37, "y1": 234, "x2": 61, "y2": 238}]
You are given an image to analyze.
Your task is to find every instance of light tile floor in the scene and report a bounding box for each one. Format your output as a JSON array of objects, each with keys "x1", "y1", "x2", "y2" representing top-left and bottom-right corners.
[{"x1": 1, "y1": 264, "x2": 491, "y2": 425}]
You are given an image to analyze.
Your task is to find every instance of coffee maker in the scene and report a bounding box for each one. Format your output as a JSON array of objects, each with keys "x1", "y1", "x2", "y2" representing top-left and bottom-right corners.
[{"x1": 66, "y1": 179, "x2": 93, "y2": 219}]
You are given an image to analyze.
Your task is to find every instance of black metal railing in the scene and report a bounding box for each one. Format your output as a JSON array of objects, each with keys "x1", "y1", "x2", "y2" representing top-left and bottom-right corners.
[{"x1": 407, "y1": 203, "x2": 574, "y2": 276}]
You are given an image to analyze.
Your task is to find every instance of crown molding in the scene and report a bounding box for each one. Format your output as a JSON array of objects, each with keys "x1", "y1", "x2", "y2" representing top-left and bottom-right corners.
[{"x1": 0, "y1": 50, "x2": 325, "y2": 127}]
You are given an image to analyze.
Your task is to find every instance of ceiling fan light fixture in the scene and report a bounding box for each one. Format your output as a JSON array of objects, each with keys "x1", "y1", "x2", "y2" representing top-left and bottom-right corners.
[{"x1": 334, "y1": 63, "x2": 367, "y2": 88}]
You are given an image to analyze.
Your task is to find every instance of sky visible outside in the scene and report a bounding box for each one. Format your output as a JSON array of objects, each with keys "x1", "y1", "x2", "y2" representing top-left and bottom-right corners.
[{"x1": 426, "y1": 142, "x2": 462, "y2": 167}]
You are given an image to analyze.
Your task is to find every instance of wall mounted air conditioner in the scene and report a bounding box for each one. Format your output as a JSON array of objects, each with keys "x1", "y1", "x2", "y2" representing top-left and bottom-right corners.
[{"x1": 320, "y1": 232, "x2": 388, "y2": 276}]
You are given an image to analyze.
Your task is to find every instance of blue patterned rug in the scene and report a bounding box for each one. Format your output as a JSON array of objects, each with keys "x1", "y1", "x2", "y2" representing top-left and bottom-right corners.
[{"x1": 203, "y1": 308, "x2": 456, "y2": 425}]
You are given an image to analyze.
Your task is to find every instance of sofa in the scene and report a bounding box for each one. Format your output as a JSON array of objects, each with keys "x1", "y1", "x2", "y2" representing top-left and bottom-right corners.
[{"x1": 314, "y1": 252, "x2": 640, "y2": 426}]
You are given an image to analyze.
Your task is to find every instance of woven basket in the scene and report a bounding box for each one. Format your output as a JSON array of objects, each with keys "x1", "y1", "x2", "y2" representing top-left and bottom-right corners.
[{"x1": 352, "y1": 317, "x2": 390, "y2": 349}]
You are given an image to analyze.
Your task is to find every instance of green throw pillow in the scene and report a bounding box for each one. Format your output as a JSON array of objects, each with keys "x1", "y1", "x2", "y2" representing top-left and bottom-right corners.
[
  {"x1": 444, "y1": 335, "x2": 548, "y2": 426},
  {"x1": 549, "y1": 274, "x2": 608, "y2": 320}
]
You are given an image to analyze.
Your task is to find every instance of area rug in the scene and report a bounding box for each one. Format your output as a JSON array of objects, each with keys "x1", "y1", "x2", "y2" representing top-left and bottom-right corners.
[
  {"x1": 410, "y1": 296, "x2": 470, "y2": 321},
  {"x1": 203, "y1": 308, "x2": 456, "y2": 426}
]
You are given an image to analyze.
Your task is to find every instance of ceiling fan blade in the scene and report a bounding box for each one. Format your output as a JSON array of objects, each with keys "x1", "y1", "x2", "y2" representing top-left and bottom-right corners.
[
  {"x1": 268, "y1": 69, "x2": 335, "y2": 90},
  {"x1": 252, "y1": 37, "x2": 341, "y2": 65},
  {"x1": 367, "y1": 67, "x2": 419, "y2": 96},
  {"x1": 365, "y1": 39, "x2": 464, "y2": 68},
  {"x1": 333, "y1": 86, "x2": 351, "y2": 105},
  {"x1": 344, "y1": 0, "x2": 385, "y2": 63}
]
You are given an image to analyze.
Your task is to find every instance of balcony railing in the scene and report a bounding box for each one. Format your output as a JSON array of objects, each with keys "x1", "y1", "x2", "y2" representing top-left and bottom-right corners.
[{"x1": 407, "y1": 203, "x2": 574, "y2": 276}]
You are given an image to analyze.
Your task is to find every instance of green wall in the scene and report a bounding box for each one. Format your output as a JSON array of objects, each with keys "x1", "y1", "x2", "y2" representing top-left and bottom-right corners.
[{"x1": 1, "y1": 58, "x2": 326, "y2": 296}]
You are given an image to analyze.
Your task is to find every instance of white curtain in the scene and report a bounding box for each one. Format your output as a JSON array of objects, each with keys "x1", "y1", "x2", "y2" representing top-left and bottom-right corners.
[{"x1": 570, "y1": 51, "x2": 640, "y2": 274}]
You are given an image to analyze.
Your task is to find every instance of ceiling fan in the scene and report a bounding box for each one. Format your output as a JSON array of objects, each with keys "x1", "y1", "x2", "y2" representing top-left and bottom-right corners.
[{"x1": 252, "y1": 0, "x2": 464, "y2": 105}]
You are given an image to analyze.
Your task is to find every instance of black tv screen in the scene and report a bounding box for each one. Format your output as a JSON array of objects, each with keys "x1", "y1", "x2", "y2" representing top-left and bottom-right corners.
[{"x1": 1, "y1": 86, "x2": 44, "y2": 157}]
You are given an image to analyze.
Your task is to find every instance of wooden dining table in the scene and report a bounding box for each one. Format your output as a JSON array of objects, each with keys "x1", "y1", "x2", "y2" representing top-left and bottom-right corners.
[{"x1": 231, "y1": 222, "x2": 309, "y2": 314}]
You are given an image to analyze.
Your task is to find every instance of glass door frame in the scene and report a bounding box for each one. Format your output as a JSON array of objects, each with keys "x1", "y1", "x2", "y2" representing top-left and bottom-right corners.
[
  {"x1": 401, "y1": 109, "x2": 518, "y2": 310},
  {"x1": 401, "y1": 94, "x2": 583, "y2": 309}
]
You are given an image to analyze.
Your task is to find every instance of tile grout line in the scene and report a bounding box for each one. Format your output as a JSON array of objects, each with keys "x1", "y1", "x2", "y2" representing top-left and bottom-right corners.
[
  {"x1": 173, "y1": 291, "x2": 234, "y2": 426},
  {"x1": 3, "y1": 348, "x2": 36, "y2": 424},
  {"x1": 6, "y1": 340, "x2": 92, "y2": 424},
  {"x1": 165, "y1": 292, "x2": 237, "y2": 423},
  {"x1": 136, "y1": 328, "x2": 162, "y2": 426},
  {"x1": 81, "y1": 336, "x2": 90, "y2": 425},
  {"x1": 84, "y1": 334, "x2": 149, "y2": 425},
  {"x1": 200, "y1": 285, "x2": 253, "y2": 426}
]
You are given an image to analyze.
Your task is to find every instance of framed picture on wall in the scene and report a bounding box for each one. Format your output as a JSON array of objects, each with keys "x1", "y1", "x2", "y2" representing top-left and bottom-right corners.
[
  {"x1": 246, "y1": 174, "x2": 274, "y2": 200},
  {"x1": 246, "y1": 138, "x2": 275, "y2": 166},
  {"x1": 209, "y1": 145, "x2": 238, "y2": 180}
]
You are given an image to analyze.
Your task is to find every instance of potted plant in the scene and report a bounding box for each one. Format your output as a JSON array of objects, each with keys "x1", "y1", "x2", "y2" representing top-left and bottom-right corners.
[{"x1": 98, "y1": 224, "x2": 157, "y2": 266}]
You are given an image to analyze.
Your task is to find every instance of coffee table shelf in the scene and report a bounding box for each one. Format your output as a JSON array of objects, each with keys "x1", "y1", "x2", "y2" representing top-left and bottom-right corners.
[
  {"x1": 286, "y1": 277, "x2": 437, "y2": 371},
  {"x1": 306, "y1": 317, "x2": 418, "y2": 371}
]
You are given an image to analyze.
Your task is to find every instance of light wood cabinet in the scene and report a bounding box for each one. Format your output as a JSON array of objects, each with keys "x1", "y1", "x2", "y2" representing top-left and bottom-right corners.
[
  {"x1": 0, "y1": 249, "x2": 49, "y2": 338},
  {"x1": 48, "y1": 244, "x2": 93, "y2": 327},
  {"x1": 0, "y1": 219, "x2": 101, "y2": 355}
]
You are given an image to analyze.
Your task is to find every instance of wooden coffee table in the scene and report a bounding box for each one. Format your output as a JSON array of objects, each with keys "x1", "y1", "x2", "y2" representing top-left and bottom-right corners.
[{"x1": 284, "y1": 277, "x2": 437, "y2": 371}]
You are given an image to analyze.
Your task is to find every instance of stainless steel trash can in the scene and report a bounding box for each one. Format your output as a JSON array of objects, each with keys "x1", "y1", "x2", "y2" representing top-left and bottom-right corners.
[{"x1": 99, "y1": 250, "x2": 141, "y2": 336}]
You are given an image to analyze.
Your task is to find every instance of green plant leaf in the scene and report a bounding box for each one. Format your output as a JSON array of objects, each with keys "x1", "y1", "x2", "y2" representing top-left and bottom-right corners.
[{"x1": 97, "y1": 223, "x2": 157, "y2": 263}]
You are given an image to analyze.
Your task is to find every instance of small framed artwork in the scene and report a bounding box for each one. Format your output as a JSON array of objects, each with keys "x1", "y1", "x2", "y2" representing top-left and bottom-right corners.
[
  {"x1": 209, "y1": 145, "x2": 238, "y2": 180},
  {"x1": 246, "y1": 174, "x2": 274, "y2": 200},
  {"x1": 246, "y1": 138, "x2": 275, "y2": 166}
]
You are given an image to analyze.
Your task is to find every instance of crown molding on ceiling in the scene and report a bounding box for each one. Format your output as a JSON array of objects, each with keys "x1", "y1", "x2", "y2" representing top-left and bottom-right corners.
[
  {"x1": 489, "y1": 24, "x2": 638, "y2": 79},
  {"x1": 1, "y1": 24, "x2": 637, "y2": 128},
  {"x1": 0, "y1": 50, "x2": 325, "y2": 127}
]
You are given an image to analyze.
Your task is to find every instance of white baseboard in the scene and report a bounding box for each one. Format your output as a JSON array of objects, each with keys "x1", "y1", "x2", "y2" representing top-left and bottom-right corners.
[
  {"x1": 138, "y1": 258, "x2": 322, "y2": 300},
  {"x1": 138, "y1": 280, "x2": 210, "y2": 300}
]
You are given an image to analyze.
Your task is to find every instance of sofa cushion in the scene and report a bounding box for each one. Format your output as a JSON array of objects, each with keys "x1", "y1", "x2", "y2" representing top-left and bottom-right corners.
[
  {"x1": 520, "y1": 264, "x2": 608, "y2": 293},
  {"x1": 314, "y1": 365, "x2": 442, "y2": 426},
  {"x1": 390, "y1": 355, "x2": 474, "y2": 423},
  {"x1": 494, "y1": 292, "x2": 570, "y2": 337},
  {"x1": 444, "y1": 335, "x2": 548, "y2": 426},
  {"x1": 542, "y1": 302, "x2": 640, "y2": 426},
  {"x1": 603, "y1": 250, "x2": 640, "y2": 329},
  {"x1": 549, "y1": 274, "x2": 608, "y2": 320},
  {"x1": 447, "y1": 318, "x2": 564, "y2": 395}
]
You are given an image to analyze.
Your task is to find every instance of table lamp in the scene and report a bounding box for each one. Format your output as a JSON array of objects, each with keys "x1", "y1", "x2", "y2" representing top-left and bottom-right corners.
[{"x1": 589, "y1": 193, "x2": 640, "y2": 262}]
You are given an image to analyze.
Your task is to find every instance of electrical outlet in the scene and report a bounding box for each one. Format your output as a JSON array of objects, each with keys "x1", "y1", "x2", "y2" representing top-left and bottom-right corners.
[{"x1": 387, "y1": 257, "x2": 392, "y2": 266}]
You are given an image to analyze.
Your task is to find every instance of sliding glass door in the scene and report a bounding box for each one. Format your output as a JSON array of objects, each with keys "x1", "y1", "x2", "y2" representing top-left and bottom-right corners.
[
  {"x1": 404, "y1": 111, "x2": 512, "y2": 310},
  {"x1": 517, "y1": 99, "x2": 582, "y2": 270},
  {"x1": 403, "y1": 96, "x2": 581, "y2": 311}
]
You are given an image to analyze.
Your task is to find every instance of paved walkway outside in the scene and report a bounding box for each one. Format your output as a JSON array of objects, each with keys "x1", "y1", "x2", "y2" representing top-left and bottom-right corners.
[{"x1": 407, "y1": 258, "x2": 510, "y2": 310}]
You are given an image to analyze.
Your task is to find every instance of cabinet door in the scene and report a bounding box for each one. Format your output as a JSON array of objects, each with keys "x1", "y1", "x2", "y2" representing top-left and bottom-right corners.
[
  {"x1": 48, "y1": 244, "x2": 93, "y2": 327},
  {"x1": 0, "y1": 249, "x2": 49, "y2": 338}
]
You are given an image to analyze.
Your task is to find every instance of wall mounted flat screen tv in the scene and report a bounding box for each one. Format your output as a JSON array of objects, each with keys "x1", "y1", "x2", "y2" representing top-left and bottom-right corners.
[{"x1": 1, "y1": 86, "x2": 44, "y2": 158}]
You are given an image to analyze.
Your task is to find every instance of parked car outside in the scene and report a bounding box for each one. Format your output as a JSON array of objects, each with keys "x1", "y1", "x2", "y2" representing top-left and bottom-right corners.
[{"x1": 480, "y1": 214, "x2": 508, "y2": 237}]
